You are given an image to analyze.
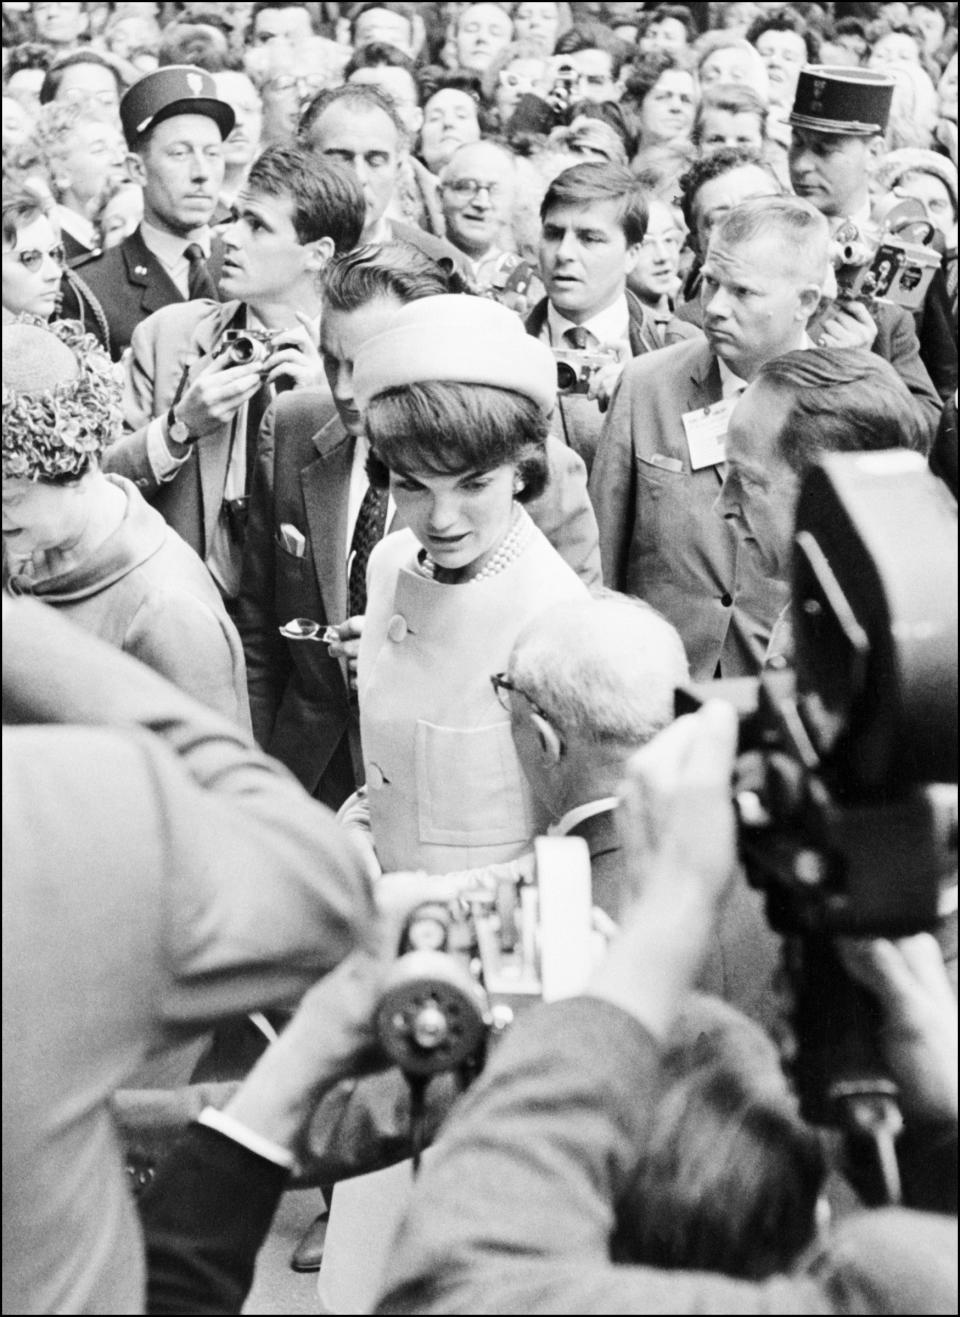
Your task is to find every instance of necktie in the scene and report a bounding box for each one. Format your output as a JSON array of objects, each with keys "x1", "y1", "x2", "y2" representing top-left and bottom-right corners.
[
  {"x1": 348, "y1": 484, "x2": 389, "y2": 617},
  {"x1": 184, "y1": 242, "x2": 217, "y2": 301},
  {"x1": 565, "y1": 325, "x2": 592, "y2": 349}
]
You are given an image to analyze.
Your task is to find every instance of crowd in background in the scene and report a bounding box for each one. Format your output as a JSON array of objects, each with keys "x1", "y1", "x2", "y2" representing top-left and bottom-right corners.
[{"x1": 2, "y1": 3, "x2": 958, "y2": 1316}]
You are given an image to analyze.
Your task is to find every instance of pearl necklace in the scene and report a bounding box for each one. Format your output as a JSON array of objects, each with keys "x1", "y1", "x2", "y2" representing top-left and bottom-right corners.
[{"x1": 419, "y1": 505, "x2": 533, "y2": 583}]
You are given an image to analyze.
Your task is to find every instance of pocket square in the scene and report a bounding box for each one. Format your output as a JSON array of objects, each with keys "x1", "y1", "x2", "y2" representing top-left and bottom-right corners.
[
  {"x1": 648, "y1": 453, "x2": 684, "y2": 473},
  {"x1": 278, "y1": 523, "x2": 306, "y2": 557}
]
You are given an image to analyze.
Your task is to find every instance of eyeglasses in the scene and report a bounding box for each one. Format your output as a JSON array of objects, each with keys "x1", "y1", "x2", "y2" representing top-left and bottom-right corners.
[
  {"x1": 443, "y1": 178, "x2": 505, "y2": 202},
  {"x1": 265, "y1": 74, "x2": 327, "y2": 96},
  {"x1": 14, "y1": 245, "x2": 66, "y2": 272},
  {"x1": 490, "y1": 672, "x2": 549, "y2": 719}
]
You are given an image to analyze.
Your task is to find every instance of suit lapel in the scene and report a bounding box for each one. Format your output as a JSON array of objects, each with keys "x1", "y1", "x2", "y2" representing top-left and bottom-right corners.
[
  {"x1": 303, "y1": 419, "x2": 354, "y2": 625},
  {"x1": 123, "y1": 229, "x2": 183, "y2": 319}
]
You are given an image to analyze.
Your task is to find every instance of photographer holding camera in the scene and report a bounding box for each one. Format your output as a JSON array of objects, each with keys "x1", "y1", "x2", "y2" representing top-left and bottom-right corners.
[
  {"x1": 127, "y1": 700, "x2": 956, "y2": 1315},
  {"x1": 525, "y1": 160, "x2": 699, "y2": 476},
  {"x1": 376, "y1": 700, "x2": 958, "y2": 1314},
  {"x1": 788, "y1": 65, "x2": 949, "y2": 422},
  {"x1": 104, "y1": 145, "x2": 365, "y2": 607}
]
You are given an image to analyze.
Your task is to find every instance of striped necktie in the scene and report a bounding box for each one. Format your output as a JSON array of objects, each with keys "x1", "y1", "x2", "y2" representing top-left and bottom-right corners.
[{"x1": 348, "y1": 484, "x2": 389, "y2": 617}]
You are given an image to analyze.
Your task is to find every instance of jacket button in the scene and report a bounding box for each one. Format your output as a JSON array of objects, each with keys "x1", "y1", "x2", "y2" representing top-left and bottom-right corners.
[
  {"x1": 367, "y1": 763, "x2": 385, "y2": 789},
  {"x1": 720, "y1": 592, "x2": 733, "y2": 607},
  {"x1": 387, "y1": 614, "x2": 407, "y2": 642}
]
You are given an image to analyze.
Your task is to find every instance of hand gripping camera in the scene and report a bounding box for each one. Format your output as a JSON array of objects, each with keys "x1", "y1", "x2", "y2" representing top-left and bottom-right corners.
[
  {"x1": 679, "y1": 450, "x2": 958, "y2": 1205},
  {"x1": 831, "y1": 198, "x2": 942, "y2": 312},
  {"x1": 215, "y1": 327, "x2": 282, "y2": 370},
  {"x1": 553, "y1": 344, "x2": 619, "y2": 396}
]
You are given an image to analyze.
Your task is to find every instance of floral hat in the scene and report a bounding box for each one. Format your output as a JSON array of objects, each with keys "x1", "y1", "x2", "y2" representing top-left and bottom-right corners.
[{"x1": 1, "y1": 317, "x2": 123, "y2": 482}]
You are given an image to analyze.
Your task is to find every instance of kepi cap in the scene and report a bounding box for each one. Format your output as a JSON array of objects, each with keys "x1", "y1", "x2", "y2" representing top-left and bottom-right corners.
[
  {"x1": 120, "y1": 65, "x2": 235, "y2": 148},
  {"x1": 790, "y1": 65, "x2": 895, "y2": 137},
  {"x1": 353, "y1": 295, "x2": 558, "y2": 417}
]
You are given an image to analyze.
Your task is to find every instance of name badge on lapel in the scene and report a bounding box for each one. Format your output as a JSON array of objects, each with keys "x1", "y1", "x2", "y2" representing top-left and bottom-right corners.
[{"x1": 681, "y1": 397, "x2": 737, "y2": 470}]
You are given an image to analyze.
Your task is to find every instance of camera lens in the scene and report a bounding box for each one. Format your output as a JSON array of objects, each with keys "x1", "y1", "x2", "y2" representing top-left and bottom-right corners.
[
  {"x1": 228, "y1": 336, "x2": 258, "y2": 366},
  {"x1": 556, "y1": 361, "x2": 576, "y2": 393}
]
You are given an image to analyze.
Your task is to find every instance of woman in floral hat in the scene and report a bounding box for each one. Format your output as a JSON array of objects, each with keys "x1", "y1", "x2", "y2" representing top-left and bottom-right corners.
[{"x1": 2, "y1": 317, "x2": 250, "y2": 727}]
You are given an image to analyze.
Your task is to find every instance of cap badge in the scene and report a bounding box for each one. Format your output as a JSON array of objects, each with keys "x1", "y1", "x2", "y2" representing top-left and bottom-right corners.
[{"x1": 187, "y1": 72, "x2": 204, "y2": 96}]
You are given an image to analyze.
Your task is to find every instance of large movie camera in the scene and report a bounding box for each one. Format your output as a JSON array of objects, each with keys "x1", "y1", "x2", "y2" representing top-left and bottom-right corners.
[
  {"x1": 376, "y1": 838, "x2": 597, "y2": 1081},
  {"x1": 831, "y1": 198, "x2": 942, "y2": 312},
  {"x1": 680, "y1": 450, "x2": 957, "y2": 1204}
]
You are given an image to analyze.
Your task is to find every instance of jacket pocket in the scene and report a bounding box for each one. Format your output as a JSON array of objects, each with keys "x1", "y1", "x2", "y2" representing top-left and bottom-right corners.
[{"x1": 415, "y1": 719, "x2": 531, "y2": 847}]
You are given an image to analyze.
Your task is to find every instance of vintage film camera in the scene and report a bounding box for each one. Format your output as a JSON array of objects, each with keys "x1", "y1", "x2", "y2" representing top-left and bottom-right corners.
[
  {"x1": 679, "y1": 451, "x2": 958, "y2": 1203},
  {"x1": 553, "y1": 344, "x2": 619, "y2": 396},
  {"x1": 216, "y1": 327, "x2": 302, "y2": 393},
  {"x1": 831, "y1": 198, "x2": 942, "y2": 312},
  {"x1": 216, "y1": 327, "x2": 280, "y2": 369},
  {"x1": 376, "y1": 839, "x2": 597, "y2": 1080}
]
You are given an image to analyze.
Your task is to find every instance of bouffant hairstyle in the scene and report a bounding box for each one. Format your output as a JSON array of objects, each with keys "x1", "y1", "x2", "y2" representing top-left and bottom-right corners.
[{"x1": 365, "y1": 380, "x2": 549, "y2": 503}]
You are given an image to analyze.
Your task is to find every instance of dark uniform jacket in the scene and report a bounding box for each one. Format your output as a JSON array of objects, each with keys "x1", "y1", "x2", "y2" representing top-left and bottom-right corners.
[{"x1": 61, "y1": 225, "x2": 226, "y2": 360}]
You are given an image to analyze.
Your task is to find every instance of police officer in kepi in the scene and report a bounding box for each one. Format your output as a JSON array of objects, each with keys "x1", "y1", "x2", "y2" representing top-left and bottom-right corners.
[{"x1": 61, "y1": 65, "x2": 234, "y2": 360}]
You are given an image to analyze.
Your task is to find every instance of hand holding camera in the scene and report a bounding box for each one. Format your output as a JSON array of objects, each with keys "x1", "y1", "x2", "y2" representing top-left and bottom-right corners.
[
  {"x1": 169, "y1": 350, "x2": 264, "y2": 447},
  {"x1": 554, "y1": 341, "x2": 627, "y2": 412},
  {"x1": 259, "y1": 311, "x2": 326, "y2": 393}
]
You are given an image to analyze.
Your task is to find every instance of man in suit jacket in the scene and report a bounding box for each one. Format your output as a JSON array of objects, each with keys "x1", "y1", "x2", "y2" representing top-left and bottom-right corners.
[
  {"x1": 105, "y1": 146, "x2": 365, "y2": 605},
  {"x1": 676, "y1": 146, "x2": 943, "y2": 440},
  {"x1": 524, "y1": 160, "x2": 700, "y2": 476},
  {"x1": 2, "y1": 596, "x2": 375, "y2": 1317},
  {"x1": 60, "y1": 64, "x2": 236, "y2": 360},
  {"x1": 590, "y1": 196, "x2": 835, "y2": 681},
  {"x1": 236, "y1": 242, "x2": 602, "y2": 811}
]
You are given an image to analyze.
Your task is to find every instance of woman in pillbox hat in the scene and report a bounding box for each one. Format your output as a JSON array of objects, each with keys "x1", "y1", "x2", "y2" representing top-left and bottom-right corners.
[{"x1": 339, "y1": 294, "x2": 589, "y2": 876}]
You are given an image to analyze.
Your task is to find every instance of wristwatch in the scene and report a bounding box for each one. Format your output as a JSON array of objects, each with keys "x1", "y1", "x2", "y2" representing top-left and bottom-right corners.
[{"x1": 166, "y1": 404, "x2": 194, "y2": 447}]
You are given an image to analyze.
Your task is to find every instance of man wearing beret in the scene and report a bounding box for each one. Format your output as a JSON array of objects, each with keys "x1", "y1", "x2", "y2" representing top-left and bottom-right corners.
[
  {"x1": 788, "y1": 65, "x2": 944, "y2": 434},
  {"x1": 62, "y1": 65, "x2": 234, "y2": 361}
]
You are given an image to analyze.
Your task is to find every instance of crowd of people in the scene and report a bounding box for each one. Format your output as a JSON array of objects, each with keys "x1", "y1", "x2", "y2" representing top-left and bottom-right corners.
[{"x1": 2, "y1": 2, "x2": 958, "y2": 1315}]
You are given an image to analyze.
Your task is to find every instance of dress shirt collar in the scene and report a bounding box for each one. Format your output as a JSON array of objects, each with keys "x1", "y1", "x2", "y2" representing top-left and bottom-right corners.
[
  {"x1": 140, "y1": 219, "x2": 211, "y2": 266},
  {"x1": 547, "y1": 796, "x2": 620, "y2": 838},
  {"x1": 717, "y1": 330, "x2": 814, "y2": 397},
  {"x1": 53, "y1": 204, "x2": 95, "y2": 251},
  {"x1": 547, "y1": 294, "x2": 629, "y2": 348}
]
